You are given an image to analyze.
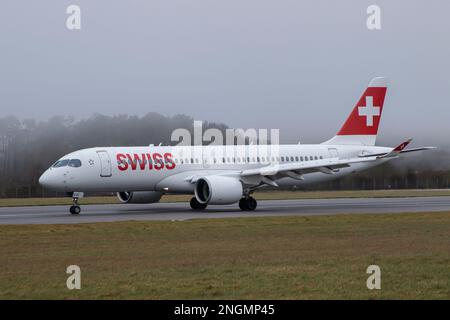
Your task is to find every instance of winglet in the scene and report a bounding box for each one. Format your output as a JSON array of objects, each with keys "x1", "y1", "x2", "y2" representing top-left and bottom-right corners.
[
  {"x1": 393, "y1": 138, "x2": 412, "y2": 152},
  {"x1": 381, "y1": 138, "x2": 412, "y2": 158}
]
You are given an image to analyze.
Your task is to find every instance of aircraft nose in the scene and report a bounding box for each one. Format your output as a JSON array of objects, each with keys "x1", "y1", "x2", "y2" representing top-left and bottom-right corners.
[
  {"x1": 39, "y1": 170, "x2": 50, "y2": 187},
  {"x1": 39, "y1": 169, "x2": 61, "y2": 190}
]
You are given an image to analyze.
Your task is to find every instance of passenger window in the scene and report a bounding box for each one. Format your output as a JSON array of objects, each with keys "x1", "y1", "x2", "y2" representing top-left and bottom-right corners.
[
  {"x1": 295, "y1": 156, "x2": 299, "y2": 161},
  {"x1": 314, "y1": 156, "x2": 318, "y2": 160},
  {"x1": 281, "y1": 157, "x2": 285, "y2": 162},
  {"x1": 69, "y1": 159, "x2": 82, "y2": 167},
  {"x1": 290, "y1": 156, "x2": 294, "y2": 161},
  {"x1": 310, "y1": 156, "x2": 313, "y2": 161}
]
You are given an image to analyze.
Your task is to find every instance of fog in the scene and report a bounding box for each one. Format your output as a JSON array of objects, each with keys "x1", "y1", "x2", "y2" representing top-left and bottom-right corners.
[{"x1": 1, "y1": 1, "x2": 449, "y2": 147}]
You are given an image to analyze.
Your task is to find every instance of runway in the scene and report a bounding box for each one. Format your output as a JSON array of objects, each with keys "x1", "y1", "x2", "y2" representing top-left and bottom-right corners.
[{"x1": 0, "y1": 196, "x2": 449, "y2": 225}]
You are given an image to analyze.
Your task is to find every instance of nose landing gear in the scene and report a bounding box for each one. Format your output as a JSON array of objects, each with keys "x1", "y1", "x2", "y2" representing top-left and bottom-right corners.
[{"x1": 69, "y1": 192, "x2": 83, "y2": 215}]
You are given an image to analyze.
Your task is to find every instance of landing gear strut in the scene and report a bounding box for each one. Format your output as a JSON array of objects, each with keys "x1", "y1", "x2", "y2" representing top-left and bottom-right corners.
[
  {"x1": 69, "y1": 193, "x2": 82, "y2": 215},
  {"x1": 190, "y1": 197, "x2": 207, "y2": 210},
  {"x1": 239, "y1": 196, "x2": 257, "y2": 211}
]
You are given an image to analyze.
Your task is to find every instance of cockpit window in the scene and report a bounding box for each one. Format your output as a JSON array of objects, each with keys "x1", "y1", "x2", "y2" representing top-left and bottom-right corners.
[
  {"x1": 68, "y1": 159, "x2": 82, "y2": 168},
  {"x1": 52, "y1": 159, "x2": 81, "y2": 168},
  {"x1": 53, "y1": 159, "x2": 70, "y2": 167}
]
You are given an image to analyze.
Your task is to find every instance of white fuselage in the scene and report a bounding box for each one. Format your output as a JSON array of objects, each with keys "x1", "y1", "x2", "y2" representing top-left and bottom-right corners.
[{"x1": 39, "y1": 144, "x2": 391, "y2": 193}]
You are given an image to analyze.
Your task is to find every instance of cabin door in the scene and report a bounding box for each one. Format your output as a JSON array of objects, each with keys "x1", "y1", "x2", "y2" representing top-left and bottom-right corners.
[{"x1": 97, "y1": 150, "x2": 112, "y2": 177}]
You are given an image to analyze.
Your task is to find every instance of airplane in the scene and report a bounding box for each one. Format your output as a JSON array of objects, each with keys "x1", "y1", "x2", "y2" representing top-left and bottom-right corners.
[{"x1": 39, "y1": 77, "x2": 435, "y2": 214}]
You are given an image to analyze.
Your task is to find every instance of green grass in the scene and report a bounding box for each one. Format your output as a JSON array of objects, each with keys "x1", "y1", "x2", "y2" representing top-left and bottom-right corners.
[
  {"x1": 1, "y1": 189, "x2": 450, "y2": 207},
  {"x1": 0, "y1": 212, "x2": 449, "y2": 299}
]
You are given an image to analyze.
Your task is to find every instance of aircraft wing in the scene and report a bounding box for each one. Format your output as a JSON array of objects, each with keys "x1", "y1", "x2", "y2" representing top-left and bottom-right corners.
[
  {"x1": 358, "y1": 139, "x2": 436, "y2": 159},
  {"x1": 239, "y1": 156, "x2": 378, "y2": 186}
]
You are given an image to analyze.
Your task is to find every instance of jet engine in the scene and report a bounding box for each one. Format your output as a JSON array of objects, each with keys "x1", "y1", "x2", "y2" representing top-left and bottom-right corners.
[
  {"x1": 194, "y1": 176, "x2": 243, "y2": 205},
  {"x1": 117, "y1": 191, "x2": 163, "y2": 204}
]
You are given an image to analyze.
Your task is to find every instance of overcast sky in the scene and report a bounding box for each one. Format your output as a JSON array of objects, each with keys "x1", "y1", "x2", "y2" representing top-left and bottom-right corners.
[{"x1": 1, "y1": 1, "x2": 449, "y2": 146}]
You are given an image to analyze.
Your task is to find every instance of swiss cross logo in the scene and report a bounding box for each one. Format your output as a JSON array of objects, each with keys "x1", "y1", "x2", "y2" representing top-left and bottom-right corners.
[
  {"x1": 358, "y1": 96, "x2": 380, "y2": 127},
  {"x1": 336, "y1": 86, "x2": 387, "y2": 136}
]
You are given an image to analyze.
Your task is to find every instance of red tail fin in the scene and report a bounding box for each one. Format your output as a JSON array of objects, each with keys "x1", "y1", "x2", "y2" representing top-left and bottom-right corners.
[{"x1": 323, "y1": 77, "x2": 388, "y2": 146}]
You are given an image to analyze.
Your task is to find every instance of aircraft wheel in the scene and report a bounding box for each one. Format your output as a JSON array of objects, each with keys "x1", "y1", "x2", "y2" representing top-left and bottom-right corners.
[
  {"x1": 239, "y1": 197, "x2": 257, "y2": 211},
  {"x1": 70, "y1": 205, "x2": 81, "y2": 215},
  {"x1": 246, "y1": 197, "x2": 257, "y2": 211},
  {"x1": 239, "y1": 198, "x2": 249, "y2": 211},
  {"x1": 190, "y1": 197, "x2": 207, "y2": 210}
]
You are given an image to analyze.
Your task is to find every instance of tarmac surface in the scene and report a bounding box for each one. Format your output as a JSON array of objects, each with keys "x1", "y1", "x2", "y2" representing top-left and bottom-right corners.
[{"x1": 0, "y1": 196, "x2": 449, "y2": 225}]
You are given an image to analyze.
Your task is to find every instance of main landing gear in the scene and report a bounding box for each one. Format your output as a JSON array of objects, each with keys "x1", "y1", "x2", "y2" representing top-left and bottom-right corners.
[
  {"x1": 189, "y1": 196, "x2": 257, "y2": 211},
  {"x1": 190, "y1": 197, "x2": 207, "y2": 210},
  {"x1": 239, "y1": 196, "x2": 257, "y2": 211}
]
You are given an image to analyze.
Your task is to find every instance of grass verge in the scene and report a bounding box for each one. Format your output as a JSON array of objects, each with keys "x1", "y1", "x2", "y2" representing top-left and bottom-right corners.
[{"x1": 0, "y1": 212, "x2": 449, "y2": 299}]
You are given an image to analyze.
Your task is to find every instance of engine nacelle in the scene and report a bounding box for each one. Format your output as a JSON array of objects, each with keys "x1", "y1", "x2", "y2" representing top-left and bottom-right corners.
[
  {"x1": 194, "y1": 176, "x2": 243, "y2": 205},
  {"x1": 117, "y1": 191, "x2": 163, "y2": 204}
]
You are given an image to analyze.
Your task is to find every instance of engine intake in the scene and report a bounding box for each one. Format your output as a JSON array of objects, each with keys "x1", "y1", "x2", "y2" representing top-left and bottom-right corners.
[
  {"x1": 117, "y1": 191, "x2": 163, "y2": 204},
  {"x1": 194, "y1": 176, "x2": 243, "y2": 205}
]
